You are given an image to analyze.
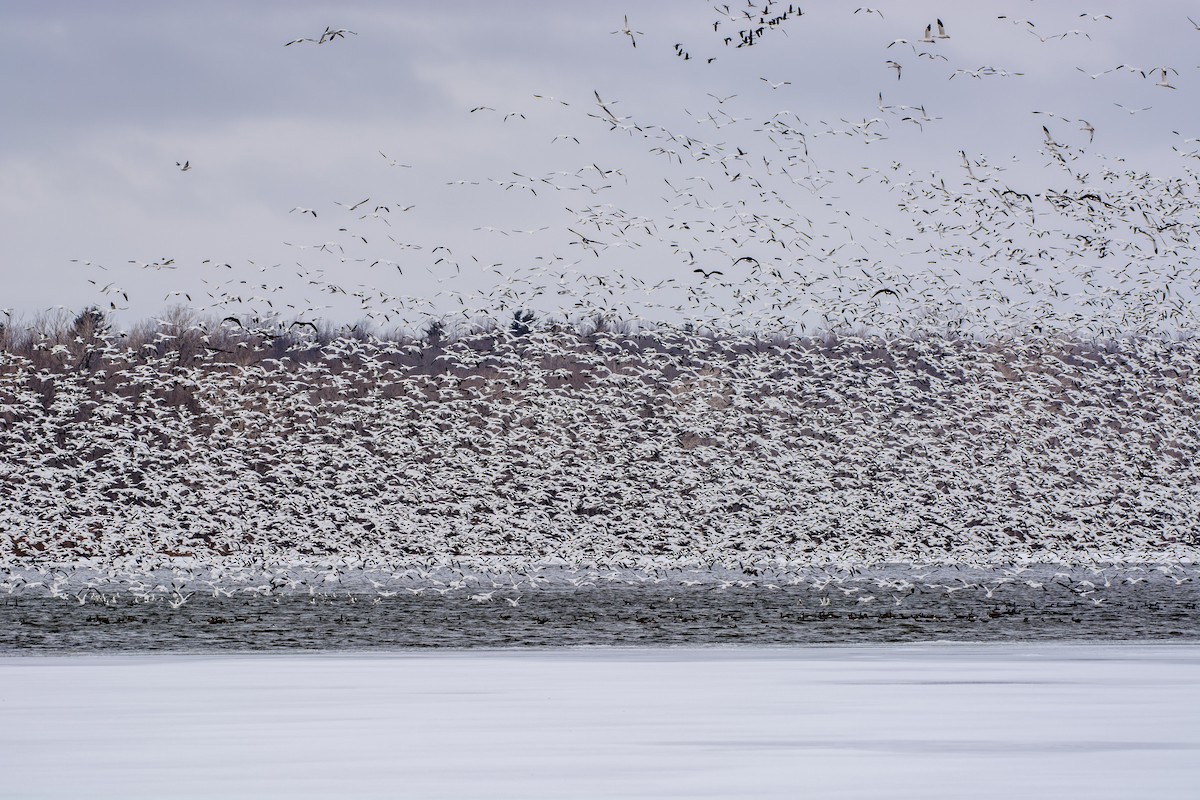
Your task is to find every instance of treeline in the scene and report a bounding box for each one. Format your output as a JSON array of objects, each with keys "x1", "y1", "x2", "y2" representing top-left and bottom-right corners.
[
  {"x1": 2, "y1": 304, "x2": 1188, "y2": 380},
  {"x1": 0, "y1": 306, "x2": 1172, "y2": 434},
  {"x1": 1, "y1": 303, "x2": 1198, "y2": 465},
  {"x1": 1, "y1": 306, "x2": 1198, "y2": 565}
]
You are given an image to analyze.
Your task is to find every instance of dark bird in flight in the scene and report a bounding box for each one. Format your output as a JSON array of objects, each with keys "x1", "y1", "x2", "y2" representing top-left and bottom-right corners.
[{"x1": 285, "y1": 27, "x2": 357, "y2": 46}]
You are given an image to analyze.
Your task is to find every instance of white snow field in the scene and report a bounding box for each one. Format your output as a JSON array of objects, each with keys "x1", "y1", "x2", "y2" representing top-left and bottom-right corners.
[{"x1": 2, "y1": 644, "x2": 1197, "y2": 800}]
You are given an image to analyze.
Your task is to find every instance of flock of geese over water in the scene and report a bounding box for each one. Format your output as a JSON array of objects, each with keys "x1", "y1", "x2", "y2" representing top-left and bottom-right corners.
[
  {"x1": 0, "y1": 321, "x2": 1197, "y2": 603},
  {"x1": 3, "y1": 4, "x2": 1200, "y2": 605}
]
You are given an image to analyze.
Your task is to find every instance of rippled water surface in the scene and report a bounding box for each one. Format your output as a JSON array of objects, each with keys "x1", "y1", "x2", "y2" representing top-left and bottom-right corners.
[{"x1": 3, "y1": 564, "x2": 1196, "y2": 651}]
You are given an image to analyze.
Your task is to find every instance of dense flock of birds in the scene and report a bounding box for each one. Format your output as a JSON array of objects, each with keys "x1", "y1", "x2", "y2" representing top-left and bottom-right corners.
[
  {"x1": 0, "y1": 316, "x2": 1197, "y2": 605},
  {"x1": 3, "y1": 5, "x2": 1200, "y2": 605}
]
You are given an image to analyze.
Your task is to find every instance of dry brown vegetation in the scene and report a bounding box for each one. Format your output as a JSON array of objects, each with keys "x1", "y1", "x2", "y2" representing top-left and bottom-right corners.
[{"x1": 1, "y1": 307, "x2": 1197, "y2": 566}]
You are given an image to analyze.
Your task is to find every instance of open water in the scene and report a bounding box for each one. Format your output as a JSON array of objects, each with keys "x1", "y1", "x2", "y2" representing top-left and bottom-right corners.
[{"x1": 3, "y1": 564, "x2": 1196, "y2": 651}]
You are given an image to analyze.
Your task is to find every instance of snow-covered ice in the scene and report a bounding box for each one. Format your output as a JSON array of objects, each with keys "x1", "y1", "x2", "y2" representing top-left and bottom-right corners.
[{"x1": 2, "y1": 643, "x2": 1197, "y2": 799}]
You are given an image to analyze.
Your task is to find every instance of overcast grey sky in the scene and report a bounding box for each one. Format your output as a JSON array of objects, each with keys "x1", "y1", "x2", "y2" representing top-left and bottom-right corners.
[{"x1": 3, "y1": 1, "x2": 1199, "y2": 336}]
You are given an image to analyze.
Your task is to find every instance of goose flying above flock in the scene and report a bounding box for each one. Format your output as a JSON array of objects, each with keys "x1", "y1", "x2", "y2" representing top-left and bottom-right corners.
[{"x1": 285, "y1": 26, "x2": 357, "y2": 46}]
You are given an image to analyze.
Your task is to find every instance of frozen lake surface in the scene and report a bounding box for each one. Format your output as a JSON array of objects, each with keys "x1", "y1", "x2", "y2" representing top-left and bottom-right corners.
[{"x1": 2, "y1": 644, "x2": 1197, "y2": 799}]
